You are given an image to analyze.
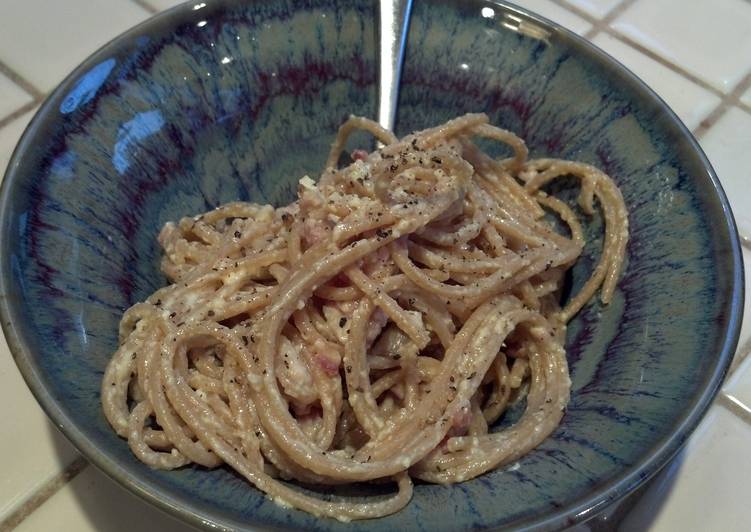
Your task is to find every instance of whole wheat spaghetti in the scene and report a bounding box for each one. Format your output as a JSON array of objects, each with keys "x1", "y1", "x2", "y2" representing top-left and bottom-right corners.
[{"x1": 102, "y1": 113, "x2": 628, "y2": 521}]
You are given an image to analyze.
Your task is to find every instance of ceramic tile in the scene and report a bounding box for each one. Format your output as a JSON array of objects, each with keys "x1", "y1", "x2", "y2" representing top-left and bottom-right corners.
[
  {"x1": 700, "y1": 107, "x2": 751, "y2": 241},
  {"x1": 564, "y1": 0, "x2": 622, "y2": 19},
  {"x1": 0, "y1": 108, "x2": 36, "y2": 179},
  {"x1": 14, "y1": 465, "x2": 193, "y2": 532},
  {"x1": 738, "y1": 246, "x2": 751, "y2": 357},
  {"x1": 0, "y1": 73, "x2": 33, "y2": 120},
  {"x1": 620, "y1": 406, "x2": 751, "y2": 531},
  {"x1": 0, "y1": 108, "x2": 81, "y2": 521},
  {"x1": 518, "y1": 0, "x2": 593, "y2": 35},
  {"x1": 0, "y1": 330, "x2": 79, "y2": 520},
  {"x1": 592, "y1": 33, "x2": 721, "y2": 130},
  {"x1": 724, "y1": 345, "x2": 751, "y2": 412},
  {"x1": 611, "y1": 0, "x2": 751, "y2": 93},
  {"x1": 741, "y1": 87, "x2": 751, "y2": 108},
  {"x1": 145, "y1": 0, "x2": 186, "y2": 11},
  {"x1": 0, "y1": 0, "x2": 150, "y2": 92}
]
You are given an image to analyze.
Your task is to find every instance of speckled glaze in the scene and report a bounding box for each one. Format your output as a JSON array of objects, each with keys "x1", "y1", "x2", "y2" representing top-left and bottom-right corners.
[{"x1": 0, "y1": 0, "x2": 742, "y2": 530}]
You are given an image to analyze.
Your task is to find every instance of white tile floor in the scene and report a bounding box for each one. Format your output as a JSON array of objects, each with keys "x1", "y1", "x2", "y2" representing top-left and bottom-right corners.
[
  {"x1": 0, "y1": 74, "x2": 32, "y2": 121},
  {"x1": 611, "y1": 0, "x2": 751, "y2": 92},
  {"x1": 724, "y1": 353, "x2": 751, "y2": 413},
  {"x1": 741, "y1": 86, "x2": 751, "y2": 108},
  {"x1": 0, "y1": 341, "x2": 78, "y2": 519},
  {"x1": 140, "y1": 0, "x2": 183, "y2": 12},
  {"x1": 563, "y1": 0, "x2": 622, "y2": 19},
  {"x1": 517, "y1": 0, "x2": 592, "y2": 35},
  {"x1": 0, "y1": 0, "x2": 750, "y2": 531},
  {"x1": 14, "y1": 467, "x2": 190, "y2": 532},
  {"x1": 621, "y1": 407, "x2": 751, "y2": 531},
  {"x1": 701, "y1": 108, "x2": 751, "y2": 237},
  {"x1": 0, "y1": 0, "x2": 151, "y2": 92},
  {"x1": 591, "y1": 32, "x2": 721, "y2": 130},
  {"x1": 0, "y1": 109, "x2": 37, "y2": 178}
]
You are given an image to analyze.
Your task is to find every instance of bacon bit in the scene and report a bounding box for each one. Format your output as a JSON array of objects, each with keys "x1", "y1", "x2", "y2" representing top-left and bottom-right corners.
[
  {"x1": 311, "y1": 340, "x2": 342, "y2": 377},
  {"x1": 302, "y1": 217, "x2": 333, "y2": 247},
  {"x1": 315, "y1": 354, "x2": 340, "y2": 376},
  {"x1": 447, "y1": 405, "x2": 473, "y2": 438},
  {"x1": 351, "y1": 149, "x2": 368, "y2": 161}
]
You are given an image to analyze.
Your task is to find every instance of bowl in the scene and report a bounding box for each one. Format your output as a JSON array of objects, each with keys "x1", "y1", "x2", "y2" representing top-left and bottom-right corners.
[{"x1": 0, "y1": 0, "x2": 742, "y2": 530}]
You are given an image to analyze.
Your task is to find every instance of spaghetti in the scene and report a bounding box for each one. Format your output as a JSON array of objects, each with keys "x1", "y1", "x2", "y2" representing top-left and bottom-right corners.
[{"x1": 102, "y1": 113, "x2": 628, "y2": 521}]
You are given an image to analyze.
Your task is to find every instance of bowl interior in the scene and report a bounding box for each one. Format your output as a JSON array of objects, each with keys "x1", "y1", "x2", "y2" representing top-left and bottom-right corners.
[{"x1": 0, "y1": 0, "x2": 741, "y2": 530}]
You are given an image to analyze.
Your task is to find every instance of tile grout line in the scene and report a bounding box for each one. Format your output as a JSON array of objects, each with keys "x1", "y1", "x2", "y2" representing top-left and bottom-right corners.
[
  {"x1": 0, "y1": 457, "x2": 89, "y2": 532},
  {"x1": 548, "y1": 0, "x2": 637, "y2": 40},
  {"x1": 552, "y1": 0, "x2": 751, "y2": 132},
  {"x1": 0, "y1": 101, "x2": 40, "y2": 131},
  {"x1": 692, "y1": 70, "x2": 751, "y2": 139},
  {"x1": 586, "y1": 0, "x2": 639, "y2": 40},
  {"x1": 129, "y1": 0, "x2": 159, "y2": 14},
  {"x1": 554, "y1": 0, "x2": 730, "y2": 102},
  {"x1": 0, "y1": 60, "x2": 44, "y2": 101},
  {"x1": 729, "y1": 335, "x2": 751, "y2": 374},
  {"x1": 718, "y1": 393, "x2": 751, "y2": 426}
]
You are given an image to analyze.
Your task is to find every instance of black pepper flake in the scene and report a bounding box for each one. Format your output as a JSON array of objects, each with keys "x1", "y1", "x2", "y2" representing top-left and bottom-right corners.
[
  {"x1": 234, "y1": 231, "x2": 241, "y2": 238},
  {"x1": 467, "y1": 371, "x2": 477, "y2": 380},
  {"x1": 449, "y1": 376, "x2": 455, "y2": 383},
  {"x1": 393, "y1": 354, "x2": 401, "y2": 360},
  {"x1": 242, "y1": 335, "x2": 249, "y2": 346},
  {"x1": 207, "y1": 310, "x2": 215, "y2": 317},
  {"x1": 346, "y1": 365, "x2": 352, "y2": 373},
  {"x1": 338, "y1": 317, "x2": 347, "y2": 327},
  {"x1": 355, "y1": 386, "x2": 364, "y2": 393},
  {"x1": 169, "y1": 312, "x2": 176, "y2": 318},
  {"x1": 449, "y1": 385, "x2": 457, "y2": 392},
  {"x1": 176, "y1": 321, "x2": 185, "y2": 327},
  {"x1": 376, "y1": 228, "x2": 390, "y2": 238},
  {"x1": 255, "y1": 430, "x2": 262, "y2": 438},
  {"x1": 389, "y1": 163, "x2": 398, "y2": 172},
  {"x1": 155, "y1": 299, "x2": 162, "y2": 306},
  {"x1": 262, "y1": 369, "x2": 267, "y2": 375},
  {"x1": 431, "y1": 156, "x2": 442, "y2": 164},
  {"x1": 250, "y1": 334, "x2": 256, "y2": 343}
]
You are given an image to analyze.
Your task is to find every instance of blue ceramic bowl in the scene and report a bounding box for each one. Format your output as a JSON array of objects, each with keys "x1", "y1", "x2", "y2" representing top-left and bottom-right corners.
[{"x1": 0, "y1": 0, "x2": 742, "y2": 530}]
